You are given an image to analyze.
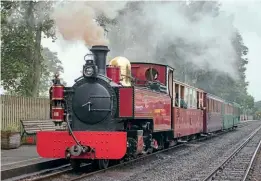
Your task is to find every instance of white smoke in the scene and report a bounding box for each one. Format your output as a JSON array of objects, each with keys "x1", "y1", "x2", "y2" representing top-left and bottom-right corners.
[{"x1": 108, "y1": 1, "x2": 238, "y2": 78}]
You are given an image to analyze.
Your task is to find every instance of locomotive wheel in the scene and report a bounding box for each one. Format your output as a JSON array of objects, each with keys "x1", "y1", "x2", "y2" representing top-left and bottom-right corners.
[
  {"x1": 93, "y1": 159, "x2": 109, "y2": 169},
  {"x1": 70, "y1": 159, "x2": 81, "y2": 170},
  {"x1": 99, "y1": 159, "x2": 109, "y2": 169}
]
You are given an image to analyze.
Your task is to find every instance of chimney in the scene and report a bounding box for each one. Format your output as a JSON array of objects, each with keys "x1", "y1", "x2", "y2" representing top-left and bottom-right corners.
[{"x1": 90, "y1": 45, "x2": 110, "y2": 75}]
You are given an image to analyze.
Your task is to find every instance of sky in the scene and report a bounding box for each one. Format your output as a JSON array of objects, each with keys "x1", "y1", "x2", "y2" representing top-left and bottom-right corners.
[
  {"x1": 40, "y1": 1, "x2": 260, "y2": 101},
  {"x1": 221, "y1": 0, "x2": 261, "y2": 101}
]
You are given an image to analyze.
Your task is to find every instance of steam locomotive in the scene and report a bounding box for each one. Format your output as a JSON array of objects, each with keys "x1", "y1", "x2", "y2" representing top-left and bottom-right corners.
[{"x1": 37, "y1": 45, "x2": 241, "y2": 169}]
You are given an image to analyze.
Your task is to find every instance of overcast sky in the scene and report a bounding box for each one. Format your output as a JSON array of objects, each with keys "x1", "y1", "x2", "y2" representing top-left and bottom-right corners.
[
  {"x1": 221, "y1": 0, "x2": 261, "y2": 101},
  {"x1": 41, "y1": 1, "x2": 260, "y2": 101}
]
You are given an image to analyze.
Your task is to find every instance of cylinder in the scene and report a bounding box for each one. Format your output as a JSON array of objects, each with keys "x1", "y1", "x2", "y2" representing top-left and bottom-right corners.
[
  {"x1": 52, "y1": 107, "x2": 64, "y2": 122},
  {"x1": 107, "y1": 66, "x2": 120, "y2": 84},
  {"x1": 90, "y1": 45, "x2": 110, "y2": 75},
  {"x1": 52, "y1": 85, "x2": 64, "y2": 100}
]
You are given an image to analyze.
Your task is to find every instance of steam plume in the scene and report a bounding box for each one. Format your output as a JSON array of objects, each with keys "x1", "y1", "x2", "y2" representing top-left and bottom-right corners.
[{"x1": 51, "y1": 1, "x2": 127, "y2": 46}]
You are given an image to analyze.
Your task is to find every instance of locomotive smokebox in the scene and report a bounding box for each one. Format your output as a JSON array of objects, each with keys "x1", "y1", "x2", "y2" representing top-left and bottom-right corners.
[{"x1": 90, "y1": 45, "x2": 110, "y2": 75}]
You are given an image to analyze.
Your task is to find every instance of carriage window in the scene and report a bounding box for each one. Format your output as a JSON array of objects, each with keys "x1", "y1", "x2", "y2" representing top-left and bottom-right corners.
[
  {"x1": 213, "y1": 100, "x2": 216, "y2": 112},
  {"x1": 209, "y1": 99, "x2": 212, "y2": 112},
  {"x1": 189, "y1": 88, "x2": 193, "y2": 108},
  {"x1": 212, "y1": 100, "x2": 214, "y2": 112},
  {"x1": 208, "y1": 99, "x2": 210, "y2": 112},
  {"x1": 227, "y1": 105, "x2": 230, "y2": 114},
  {"x1": 193, "y1": 89, "x2": 197, "y2": 108},
  {"x1": 145, "y1": 68, "x2": 159, "y2": 81},
  {"x1": 226, "y1": 105, "x2": 229, "y2": 114},
  {"x1": 175, "y1": 84, "x2": 180, "y2": 107},
  {"x1": 209, "y1": 99, "x2": 211, "y2": 112},
  {"x1": 168, "y1": 70, "x2": 173, "y2": 98},
  {"x1": 184, "y1": 87, "x2": 189, "y2": 107}
]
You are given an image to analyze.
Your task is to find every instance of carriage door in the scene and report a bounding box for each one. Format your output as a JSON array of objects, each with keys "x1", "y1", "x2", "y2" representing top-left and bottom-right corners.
[
  {"x1": 168, "y1": 69, "x2": 173, "y2": 98},
  {"x1": 168, "y1": 68, "x2": 174, "y2": 129}
]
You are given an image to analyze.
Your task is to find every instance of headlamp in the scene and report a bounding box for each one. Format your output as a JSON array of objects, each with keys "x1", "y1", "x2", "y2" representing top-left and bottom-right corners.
[
  {"x1": 83, "y1": 53, "x2": 97, "y2": 78},
  {"x1": 83, "y1": 66, "x2": 94, "y2": 77}
]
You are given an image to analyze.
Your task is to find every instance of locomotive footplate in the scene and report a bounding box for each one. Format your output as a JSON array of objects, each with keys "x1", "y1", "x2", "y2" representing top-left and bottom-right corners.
[{"x1": 37, "y1": 131, "x2": 127, "y2": 159}]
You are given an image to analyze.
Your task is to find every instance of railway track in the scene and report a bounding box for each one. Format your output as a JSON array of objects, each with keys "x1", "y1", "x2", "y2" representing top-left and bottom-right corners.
[
  {"x1": 201, "y1": 125, "x2": 261, "y2": 181},
  {"x1": 20, "y1": 143, "x2": 188, "y2": 181},
  {"x1": 14, "y1": 122, "x2": 253, "y2": 181},
  {"x1": 17, "y1": 128, "x2": 239, "y2": 181},
  {"x1": 245, "y1": 137, "x2": 261, "y2": 181},
  {"x1": 244, "y1": 139, "x2": 261, "y2": 181}
]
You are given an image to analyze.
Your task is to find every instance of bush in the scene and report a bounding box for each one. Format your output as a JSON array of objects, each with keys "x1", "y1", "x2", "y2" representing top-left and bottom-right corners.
[
  {"x1": 1, "y1": 124, "x2": 20, "y2": 133},
  {"x1": 1, "y1": 124, "x2": 21, "y2": 149}
]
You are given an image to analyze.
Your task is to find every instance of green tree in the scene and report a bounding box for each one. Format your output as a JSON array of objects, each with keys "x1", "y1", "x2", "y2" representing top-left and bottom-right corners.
[
  {"x1": 38, "y1": 48, "x2": 65, "y2": 97},
  {"x1": 253, "y1": 101, "x2": 261, "y2": 120},
  {"x1": 1, "y1": 1, "x2": 62, "y2": 97}
]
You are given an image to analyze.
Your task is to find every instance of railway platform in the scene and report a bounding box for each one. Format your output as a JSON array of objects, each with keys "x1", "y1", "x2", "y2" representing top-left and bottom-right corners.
[
  {"x1": 1, "y1": 145, "x2": 44, "y2": 170},
  {"x1": 1, "y1": 145, "x2": 68, "y2": 180}
]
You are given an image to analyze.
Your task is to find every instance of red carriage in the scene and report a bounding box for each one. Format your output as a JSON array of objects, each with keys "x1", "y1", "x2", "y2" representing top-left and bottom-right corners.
[{"x1": 37, "y1": 45, "x2": 223, "y2": 169}]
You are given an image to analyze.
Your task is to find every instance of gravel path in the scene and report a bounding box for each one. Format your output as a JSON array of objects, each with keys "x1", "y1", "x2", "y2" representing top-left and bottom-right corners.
[{"x1": 79, "y1": 121, "x2": 261, "y2": 181}]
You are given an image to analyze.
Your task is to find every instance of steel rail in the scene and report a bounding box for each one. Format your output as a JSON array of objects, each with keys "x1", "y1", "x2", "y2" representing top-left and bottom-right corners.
[
  {"x1": 22, "y1": 137, "x2": 205, "y2": 181},
  {"x1": 33, "y1": 143, "x2": 187, "y2": 181},
  {"x1": 68, "y1": 130, "x2": 235, "y2": 181},
  {"x1": 201, "y1": 125, "x2": 261, "y2": 181},
  {"x1": 17, "y1": 122, "x2": 250, "y2": 181},
  {"x1": 242, "y1": 138, "x2": 261, "y2": 181},
  {"x1": 68, "y1": 142, "x2": 193, "y2": 181},
  {"x1": 26, "y1": 165, "x2": 73, "y2": 181}
]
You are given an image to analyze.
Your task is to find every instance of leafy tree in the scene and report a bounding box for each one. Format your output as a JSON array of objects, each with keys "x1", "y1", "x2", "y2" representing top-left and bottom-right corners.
[
  {"x1": 253, "y1": 101, "x2": 261, "y2": 119},
  {"x1": 38, "y1": 48, "x2": 64, "y2": 97},
  {"x1": 1, "y1": 1, "x2": 63, "y2": 97}
]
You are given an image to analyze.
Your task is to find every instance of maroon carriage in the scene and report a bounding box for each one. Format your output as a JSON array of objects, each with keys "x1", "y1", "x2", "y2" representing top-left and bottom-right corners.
[
  {"x1": 172, "y1": 80, "x2": 204, "y2": 139},
  {"x1": 203, "y1": 94, "x2": 223, "y2": 133}
]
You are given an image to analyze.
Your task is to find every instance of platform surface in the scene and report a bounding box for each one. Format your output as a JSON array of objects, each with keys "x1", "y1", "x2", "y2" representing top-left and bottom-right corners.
[{"x1": 1, "y1": 145, "x2": 52, "y2": 170}]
